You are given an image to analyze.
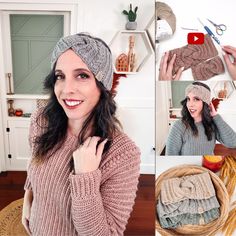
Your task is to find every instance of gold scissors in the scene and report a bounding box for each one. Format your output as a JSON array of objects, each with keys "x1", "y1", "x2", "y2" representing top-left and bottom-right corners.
[{"x1": 207, "y1": 19, "x2": 227, "y2": 36}]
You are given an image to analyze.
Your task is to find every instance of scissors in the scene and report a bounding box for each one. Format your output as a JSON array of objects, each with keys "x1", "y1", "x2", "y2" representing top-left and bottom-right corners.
[
  {"x1": 207, "y1": 19, "x2": 227, "y2": 36},
  {"x1": 198, "y1": 18, "x2": 221, "y2": 45}
]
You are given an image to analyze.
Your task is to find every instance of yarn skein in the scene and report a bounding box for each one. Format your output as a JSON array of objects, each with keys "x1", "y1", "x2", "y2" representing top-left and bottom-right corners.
[{"x1": 156, "y1": 1, "x2": 176, "y2": 34}]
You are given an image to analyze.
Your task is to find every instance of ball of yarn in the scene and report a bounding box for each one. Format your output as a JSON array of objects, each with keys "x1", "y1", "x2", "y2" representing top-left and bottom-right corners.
[{"x1": 156, "y1": 1, "x2": 176, "y2": 34}]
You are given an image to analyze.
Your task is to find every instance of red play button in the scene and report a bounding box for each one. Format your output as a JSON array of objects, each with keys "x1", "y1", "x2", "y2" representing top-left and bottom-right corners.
[{"x1": 187, "y1": 33, "x2": 204, "y2": 44}]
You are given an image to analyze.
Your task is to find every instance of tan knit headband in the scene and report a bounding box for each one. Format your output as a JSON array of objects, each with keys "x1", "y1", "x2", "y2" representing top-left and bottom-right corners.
[
  {"x1": 185, "y1": 84, "x2": 211, "y2": 104},
  {"x1": 160, "y1": 172, "x2": 215, "y2": 205}
]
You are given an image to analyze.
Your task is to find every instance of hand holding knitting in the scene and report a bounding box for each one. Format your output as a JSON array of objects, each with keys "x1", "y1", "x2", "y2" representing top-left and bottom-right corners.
[
  {"x1": 222, "y1": 45, "x2": 236, "y2": 80},
  {"x1": 159, "y1": 51, "x2": 184, "y2": 81},
  {"x1": 209, "y1": 102, "x2": 217, "y2": 117},
  {"x1": 73, "y1": 136, "x2": 108, "y2": 174}
]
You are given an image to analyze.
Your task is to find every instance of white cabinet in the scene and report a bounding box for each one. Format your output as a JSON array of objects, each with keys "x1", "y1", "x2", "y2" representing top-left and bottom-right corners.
[{"x1": 6, "y1": 119, "x2": 31, "y2": 170}]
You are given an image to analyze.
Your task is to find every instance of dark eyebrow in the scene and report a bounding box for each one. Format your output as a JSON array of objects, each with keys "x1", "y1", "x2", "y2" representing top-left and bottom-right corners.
[
  {"x1": 55, "y1": 68, "x2": 92, "y2": 74},
  {"x1": 186, "y1": 96, "x2": 200, "y2": 99},
  {"x1": 73, "y1": 68, "x2": 91, "y2": 74},
  {"x1": 55, "y1": 69, "x2": 62, "y2": 73}
]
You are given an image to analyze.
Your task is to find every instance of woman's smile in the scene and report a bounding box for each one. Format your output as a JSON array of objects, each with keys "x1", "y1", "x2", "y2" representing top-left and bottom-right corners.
[{"x1": 63, "y1": 99, "x2": 84, "y2": 109}]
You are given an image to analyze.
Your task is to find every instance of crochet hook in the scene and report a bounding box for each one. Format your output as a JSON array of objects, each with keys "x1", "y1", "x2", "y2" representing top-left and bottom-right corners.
[{"x1": 197, "y1": 18, "x2": 221, "y2": 45}]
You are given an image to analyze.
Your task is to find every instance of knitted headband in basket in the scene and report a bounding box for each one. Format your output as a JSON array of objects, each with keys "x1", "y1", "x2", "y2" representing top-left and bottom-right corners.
[
  {"x1": 51, "y1": 33, "x2": 113, "y2": 90},
  {"x1": 160, "y1": 172, "x2": 216, "y2": 205},
  {"x1": 185, "y1": 84, "x2": 211, "y2": 104}
]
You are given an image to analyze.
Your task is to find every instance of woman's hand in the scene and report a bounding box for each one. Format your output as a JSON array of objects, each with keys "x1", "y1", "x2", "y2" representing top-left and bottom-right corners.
[
  {"x1": 158, "y1": 51, "x2": 184, "y2": 80},
  {"x1": 73, "y1": 136, "x2": 108, "y2": 174},
  {"x1": 22, "y1": 190, "x2": 33, "y2": 235},
  {"x1": 222, "y1": 45, "x2": 236, "y2": 80},
  {"x1": 209, "y1": 102, "x2": 217, "y2": 117}
]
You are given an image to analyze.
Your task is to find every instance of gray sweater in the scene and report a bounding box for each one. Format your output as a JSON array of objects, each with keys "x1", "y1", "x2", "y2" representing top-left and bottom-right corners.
[{"x1": 166, "y1": 114, "x2": 236, "y2": 155}]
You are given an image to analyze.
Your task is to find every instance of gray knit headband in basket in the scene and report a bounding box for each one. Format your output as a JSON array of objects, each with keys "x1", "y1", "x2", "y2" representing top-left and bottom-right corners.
[
  {"x1": 51, "y1": 33, "x2": 113, "y2": 90},
  {"x1": 185, "y1": 84, "x2": 211, "y2": 104}
]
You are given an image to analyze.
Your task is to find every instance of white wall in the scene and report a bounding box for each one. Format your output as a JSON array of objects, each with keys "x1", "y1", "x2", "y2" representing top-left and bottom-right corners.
[
  {"x1": 156, "y1": 81, "x2": 169, "y2": 155},
  {"x1": 217, "y1": 90, "x2": 236, "y2": 131}
]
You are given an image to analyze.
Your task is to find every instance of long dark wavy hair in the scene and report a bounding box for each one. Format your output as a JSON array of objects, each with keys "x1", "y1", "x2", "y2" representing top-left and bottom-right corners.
[
  {"x1": 33, "y1": 68, "x2": 122, "y2": 162},
  {"x1": 181, "y1": 82, "x2": 216, "y2": 141}
]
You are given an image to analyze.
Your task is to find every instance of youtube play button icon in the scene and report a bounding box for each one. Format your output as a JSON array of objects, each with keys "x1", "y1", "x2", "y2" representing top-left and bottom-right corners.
[{"x1": 188, "y1": 33, "x2": 204, "y2": 44}]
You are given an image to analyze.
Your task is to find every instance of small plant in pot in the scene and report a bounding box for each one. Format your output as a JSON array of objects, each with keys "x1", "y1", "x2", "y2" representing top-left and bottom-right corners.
[{"x1": 122, "y1": 4, "x2": 138, "y2": 30}]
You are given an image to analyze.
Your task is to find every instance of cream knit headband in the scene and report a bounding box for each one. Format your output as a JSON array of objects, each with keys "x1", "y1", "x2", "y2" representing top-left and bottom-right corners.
[
  {"x1": 160, "y1": 172, "x2": 215, "y2": 205},
  {"x1": 185, "y1": 84, "x2": 211, "y2": 104}
]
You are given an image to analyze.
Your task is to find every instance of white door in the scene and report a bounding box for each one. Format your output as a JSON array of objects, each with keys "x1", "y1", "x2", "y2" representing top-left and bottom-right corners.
[{"x1": 6, "y1": 119, "x2": 31, "y2": 170}]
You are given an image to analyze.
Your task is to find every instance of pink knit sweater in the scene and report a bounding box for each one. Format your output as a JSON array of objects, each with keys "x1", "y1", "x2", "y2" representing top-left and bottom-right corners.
[{"x1": 24, "y1": 109, "x2": 140, "y2": 236}]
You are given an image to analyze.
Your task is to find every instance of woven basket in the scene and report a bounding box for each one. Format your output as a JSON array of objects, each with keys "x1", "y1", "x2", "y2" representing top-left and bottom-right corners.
[
  {"x1": 0, "y1": 198, "x2": 28, "y2": 236},
  {"x1": 155, "y1": 165, "x2": 229, "y2": 236}
]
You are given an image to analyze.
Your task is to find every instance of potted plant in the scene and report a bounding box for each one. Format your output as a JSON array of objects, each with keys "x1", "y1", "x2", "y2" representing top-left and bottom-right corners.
[{"x1": 122, "y1": 4, "x2": 138, "y2": 30}]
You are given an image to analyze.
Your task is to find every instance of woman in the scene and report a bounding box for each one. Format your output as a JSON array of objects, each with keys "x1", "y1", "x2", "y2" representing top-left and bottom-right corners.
[
  {"x1": 22, "y1": 33, "x2": 140, "y2": 236},
  {"x1": 166, "y1": 81, "x2": 236, "y2": 155}
]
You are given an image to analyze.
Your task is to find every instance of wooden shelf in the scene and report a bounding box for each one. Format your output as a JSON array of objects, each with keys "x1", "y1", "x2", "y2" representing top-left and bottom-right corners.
[{"x1": 109, "y1": 30, "x2": 154, "y2": 74}]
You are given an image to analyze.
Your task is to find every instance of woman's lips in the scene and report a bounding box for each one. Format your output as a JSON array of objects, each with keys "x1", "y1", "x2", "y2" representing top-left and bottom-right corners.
[
  {"x1": 63, "y1": 99, "x2": 83, "y2": 109},
  {"x1": 189, "y1": 109, "x2": 197, "y2": 115}
]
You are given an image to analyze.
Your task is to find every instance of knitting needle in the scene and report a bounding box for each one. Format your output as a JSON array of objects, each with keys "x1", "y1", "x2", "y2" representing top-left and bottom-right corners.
[
  {"x1": 197, "y1": 18, "x2": 221, "y2": 45},
  {"x1": 181, "y1": 27, "x2": 199, "y2": 31}
]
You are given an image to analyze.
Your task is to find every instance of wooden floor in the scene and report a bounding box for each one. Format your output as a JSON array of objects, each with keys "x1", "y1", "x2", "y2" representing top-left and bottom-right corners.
[{"x1": 0, "y1": 171, "x2": 155, "y2": 236}]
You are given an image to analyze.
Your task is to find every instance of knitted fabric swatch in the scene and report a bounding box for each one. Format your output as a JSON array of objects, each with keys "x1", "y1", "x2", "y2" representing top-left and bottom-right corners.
[
  {"x1": 191, "y1": 56, "x2": 225, "y2": 80},
  {"x1": 160, "y1": 172, "x2": 216, "y2": 205},
  {"x1": 158, "y1": 207, "x2": 220, "y2": 229},
  {"x1": 167, "y1": 34, "x2": 218, "y2": 75},
  {"x1": 157, "y1": 195, "x2": 220, "y2": 217}
]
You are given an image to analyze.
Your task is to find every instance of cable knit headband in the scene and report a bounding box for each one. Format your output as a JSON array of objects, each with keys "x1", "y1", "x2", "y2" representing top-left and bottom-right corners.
[
  {"x1": 51, "y1": 33, "x2": 113, "y2": 90},
  {"x1": 160, "y1": 172, "x2": 215, "y2": 205},
  {"x1": 185, "y1": 84, "x2": 211, "y2": 104}
]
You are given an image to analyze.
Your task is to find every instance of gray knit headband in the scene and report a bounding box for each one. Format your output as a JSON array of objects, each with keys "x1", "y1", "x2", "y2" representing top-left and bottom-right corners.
[
  {"x1": 185, "y1": 84, "x2": 211, "y2": 104},
  {"x1": 51, "y1": 33, "x2": 113, "y2": 90}
]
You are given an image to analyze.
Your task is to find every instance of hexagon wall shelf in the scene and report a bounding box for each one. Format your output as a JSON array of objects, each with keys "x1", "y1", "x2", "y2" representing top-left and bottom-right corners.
[
  {"x1": 213, "y1": 81, "x2": 236, "y2": 100},
  {"x1": 109, "y1": 30, "x2": 154, "y2": 74}
]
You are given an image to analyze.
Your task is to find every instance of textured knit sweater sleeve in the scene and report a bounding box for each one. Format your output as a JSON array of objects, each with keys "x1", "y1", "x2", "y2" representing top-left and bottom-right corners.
[
  {"x1": 69, "y1": 136, "x2": 141, "y2": 236},
  {"x1": 166, "y1": 120, "x2": 185, "y2": 155},
  {"x1": 213, "y1": 114, "x2": 236, "y2": 148}
]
